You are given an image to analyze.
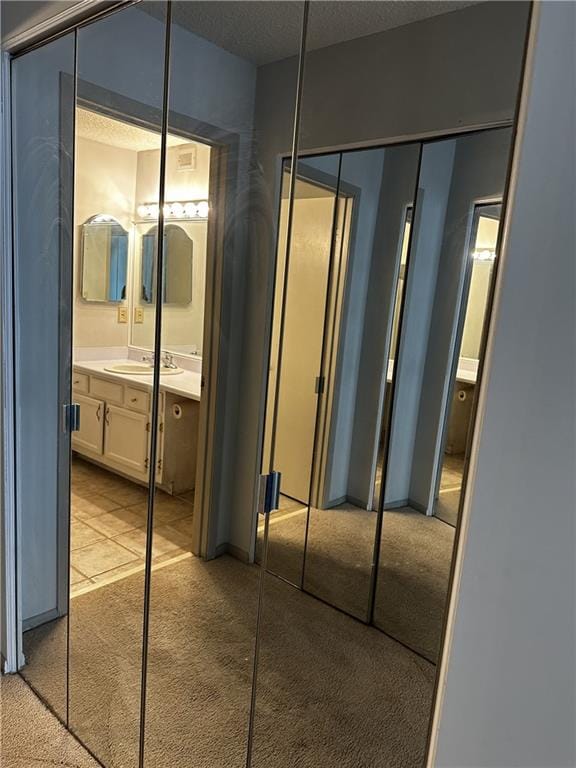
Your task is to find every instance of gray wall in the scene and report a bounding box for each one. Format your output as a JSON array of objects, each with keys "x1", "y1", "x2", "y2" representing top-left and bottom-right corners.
[{"x1": 433, "y1": 3, "x2": 576, "y2": 765}]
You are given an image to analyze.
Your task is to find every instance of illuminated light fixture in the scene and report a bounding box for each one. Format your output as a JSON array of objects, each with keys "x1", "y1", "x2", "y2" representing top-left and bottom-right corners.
[
  {"x1": 136, "y1": 200, "x2": 209, "y2": 220},
  {"x1": 472, "y1": 248, "x2": 497, "y2": 261},
  {"x1": 92, "y1": 214, "x2": 115, "y2": 223}
]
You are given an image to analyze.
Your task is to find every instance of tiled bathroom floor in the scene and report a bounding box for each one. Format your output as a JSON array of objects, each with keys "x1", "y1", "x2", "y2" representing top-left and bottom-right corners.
[{"x1": 70, "y1": 457, "x2": 194, "y2": 596}]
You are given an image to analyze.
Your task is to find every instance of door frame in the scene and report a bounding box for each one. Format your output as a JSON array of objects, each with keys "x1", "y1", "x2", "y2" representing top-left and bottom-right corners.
[{"x1": 70, "y1": 77, "x2": 240, "y2": 561}]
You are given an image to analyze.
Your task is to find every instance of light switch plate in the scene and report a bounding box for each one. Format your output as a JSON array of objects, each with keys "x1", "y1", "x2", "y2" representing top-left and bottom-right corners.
[
  {"x1": 134, "y1": 307, "x2": 144, "y2": 324},
  {"x1": 117, "y1": 306, "x2": 128, "y2": 323}
]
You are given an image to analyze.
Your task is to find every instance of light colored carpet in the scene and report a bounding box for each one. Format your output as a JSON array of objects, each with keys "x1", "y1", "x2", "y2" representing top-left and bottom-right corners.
[
  {"x1": 374, "y1": 507, "x2": 454, "y2": 662},
  {"x1": 435, "y1": 488, "x2": 461, "y2": 527},
  {"x1": 23, "y1": 553, "x2": 435, "y2": 768},
  {"x1": 0, "y1": 673, "x2": 99, "y2": 768},
  {"x1": 258, "y1": 502, "x2": 454, "y2": 662}
]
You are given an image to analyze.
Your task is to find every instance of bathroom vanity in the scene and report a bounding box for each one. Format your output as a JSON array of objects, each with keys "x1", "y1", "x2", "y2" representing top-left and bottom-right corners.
[{"x1": 71, "y1": 361, "x2": 201, "y2": 494}]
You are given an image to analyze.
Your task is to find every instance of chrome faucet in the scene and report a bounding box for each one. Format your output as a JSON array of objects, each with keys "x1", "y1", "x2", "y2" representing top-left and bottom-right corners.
[
  {"x1": 161, "y1": 351, "x2": 178, "y2": 369},
  {"x1": 141, "y1": 353, "x2": 154, "y2": 366}
]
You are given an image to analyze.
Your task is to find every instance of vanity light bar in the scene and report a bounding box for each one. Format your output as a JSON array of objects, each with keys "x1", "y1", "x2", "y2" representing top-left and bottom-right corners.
[{"x1": 137, "y1": 200, "x2": 209, "y2": 220}]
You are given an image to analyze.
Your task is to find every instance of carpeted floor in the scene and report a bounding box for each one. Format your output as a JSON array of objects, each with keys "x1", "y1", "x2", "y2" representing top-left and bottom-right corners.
[
  {"x1": 22, "y1": 553, "x2": 435, "y2": 768},
  {"x1": 0, "y1": 673, "x2": 99, "y2": 768},
  {"x1": 258, "y1": 501, "x2": 454, "y2": 662},
  {"x1": 374, "y1": 507, "x2": 454, "y2": 662}
]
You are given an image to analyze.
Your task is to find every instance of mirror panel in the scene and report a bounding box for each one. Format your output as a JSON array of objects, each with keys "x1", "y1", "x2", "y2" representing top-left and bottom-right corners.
[
  {"x1": 302, "y1": 143, "x2": 421, "y2": 621},
  {"x1": 261, "y1": 153, "x2": 341, "y2": 586},
  {"x1": 81, "y1": 215, "x2": 128, "y2": 303},
  {"x1": 68, "y1": 4, "x2": 167, "y2": 767},
  {"x1": 12, "y1": 31, "x2": 76, "y2": 723},
  {"x1": 374, "y1": 129, "x2": 513, "y2": 663},
  {"x1": 142, "y1": 3, "x2": 306, "y2": 767}
]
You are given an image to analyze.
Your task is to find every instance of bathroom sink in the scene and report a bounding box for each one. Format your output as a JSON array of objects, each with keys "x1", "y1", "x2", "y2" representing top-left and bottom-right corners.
[{"x1": 104, "y1": 363, "x2": 183, "y2": 375}]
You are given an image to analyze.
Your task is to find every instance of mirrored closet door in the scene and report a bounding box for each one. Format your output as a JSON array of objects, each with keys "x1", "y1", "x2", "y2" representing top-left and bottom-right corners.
[{"x1": 10, "y1": 2, "x2": 530, "y2": 768}]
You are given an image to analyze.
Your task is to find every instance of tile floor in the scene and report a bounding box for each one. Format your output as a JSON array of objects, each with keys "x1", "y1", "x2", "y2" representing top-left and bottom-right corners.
[{"x1": 70, "y1": 457, "x2": 194, "y2": 596}]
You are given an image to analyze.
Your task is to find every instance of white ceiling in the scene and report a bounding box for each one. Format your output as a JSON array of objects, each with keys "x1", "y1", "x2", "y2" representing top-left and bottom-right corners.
[
  {"x1": 158, "y1": 0, "x2": 482, "y2": 66},
  {"x1": 76, "y1": 108, "x2": 189, "y2": 152}
]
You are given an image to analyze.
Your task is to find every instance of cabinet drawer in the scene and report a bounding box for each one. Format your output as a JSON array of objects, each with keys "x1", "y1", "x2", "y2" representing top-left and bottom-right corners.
[
  {"x1": 125, "y1": 386, "x2": 149, "y2": 414},
  {"x1": 72, "y1": 372, "x2": 89, "y2": 394},
  {"x1": 90, "y1": 376, "x2": 124, "y2": 405}
]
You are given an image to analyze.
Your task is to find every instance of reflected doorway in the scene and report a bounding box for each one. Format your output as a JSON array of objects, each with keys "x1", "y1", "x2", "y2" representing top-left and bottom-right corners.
[{"x1": 434, "y1": 202, "x2": 501, "y2": 526}]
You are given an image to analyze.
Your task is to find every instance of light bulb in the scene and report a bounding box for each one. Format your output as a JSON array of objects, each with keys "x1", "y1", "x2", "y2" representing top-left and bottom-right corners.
[
  {"x1": 137, "y1": 204, "x2": 149, "y2": 218},
  {"x1": 149, "y1": 204, "x2": 159, "y2": 219},
  {"x1": 197, "y1": 200, "x2": 209, "y2": 218},
  {"x1": 184, "y1": 202, "x2": 197, "y2": 217},
  {"x1": 171, "y1": 202, "x2": 184, "y2": 218}
]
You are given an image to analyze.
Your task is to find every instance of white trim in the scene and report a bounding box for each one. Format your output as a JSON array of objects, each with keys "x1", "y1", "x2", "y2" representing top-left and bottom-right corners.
[
  {"x1": 425, "y1": 4, "x2": 540, "y2": 764},
  {"x1": 1, "y1": 50, "x2": 18, "y2": 673}
]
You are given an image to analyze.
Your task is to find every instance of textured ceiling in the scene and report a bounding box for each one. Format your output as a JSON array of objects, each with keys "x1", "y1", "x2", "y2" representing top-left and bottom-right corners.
[
  {"x1": 76, "y1": 108, "x2": 189, "y2": 151},
  {"x1": 147, "y1": 0, "x2": 482, "y2": 66}
]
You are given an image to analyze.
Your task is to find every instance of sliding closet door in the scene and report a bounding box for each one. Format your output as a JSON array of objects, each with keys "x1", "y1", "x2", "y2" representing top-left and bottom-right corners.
[
  {"x1": 12, "y1": 32, "x2": 75, "y2": 722},
  {"x1": 141, "y1": 3, "x2": 306, "y2": 767},
  {"x1": 67, "y1": 5, "x2": 167, "y2": 767}
]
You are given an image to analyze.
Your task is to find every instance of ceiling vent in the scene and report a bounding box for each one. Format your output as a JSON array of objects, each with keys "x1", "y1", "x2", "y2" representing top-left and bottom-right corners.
[{"x1": 177, "y1": 144, "x2": 197, "y2": 171}]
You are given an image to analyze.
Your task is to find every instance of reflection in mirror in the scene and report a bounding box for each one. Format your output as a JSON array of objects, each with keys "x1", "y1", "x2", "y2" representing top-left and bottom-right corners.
[
  {"x1": 372, "y1": 205, "x2": 412, "y2": 510},
  {"x1": 13, "y1": 30, "x2": 76, "y2": 723},
  {"x1": 260, "y1": 143, "x2": 420, "y2": 624},
  {"x1": 130, "y1": 139, "x2": 211, "y2": 357},
  {"x1": 140, "y1": 224, "x2": 193, "y2": 305},
  {"x1": 67, "y1": 4, "x2": 167, "y2": 767},
  {"x1": 434, "y1": 203, "x2": 501, "y2": 526},
  {"x1": 141, "y1": 2, "x2": 306, "y2": 767},
  {"x1": 302, "y1": 144, "x2": 420, "y2": 621},
  {"x1": 374, "y1": 129, "x2": 512, "y2": 664},
  {"x1": 81, "y1": 215, "x2": 128, "y2": 302},
  {"x1": 260, "y1": 154, "x2": 341, "y2": 586}
]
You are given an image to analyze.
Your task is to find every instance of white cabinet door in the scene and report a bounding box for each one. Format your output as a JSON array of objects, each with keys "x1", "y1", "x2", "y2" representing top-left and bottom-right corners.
[
  {"x1": 72, "y1": 394, "x2": 105, "y2": 454},
  {"x1": 104, "y1": 404, "x2": 149, "y2": 477}
]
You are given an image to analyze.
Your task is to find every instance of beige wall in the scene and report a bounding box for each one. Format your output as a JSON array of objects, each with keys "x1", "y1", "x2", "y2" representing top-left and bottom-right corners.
[
  {"x1": 130, "y1": 143, "x2": 211, "y2": 355},
  {"x1": 73, "y1": 137, "x2": 210, "y2": 356},
  {"x1": 73, "y1": 136, "x2": 137, "y2": 349}
]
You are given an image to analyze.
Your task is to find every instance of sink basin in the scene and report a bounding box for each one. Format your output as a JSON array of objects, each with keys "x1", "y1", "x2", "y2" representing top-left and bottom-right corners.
[{"x1": 104, "y1": 363, "x2": 183, "y2": 375}]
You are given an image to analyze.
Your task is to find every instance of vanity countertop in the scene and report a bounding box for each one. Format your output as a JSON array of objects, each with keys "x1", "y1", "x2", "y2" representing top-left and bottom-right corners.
[{"x1": 73, "y1": 360, "x2": 201, "y2": 402}]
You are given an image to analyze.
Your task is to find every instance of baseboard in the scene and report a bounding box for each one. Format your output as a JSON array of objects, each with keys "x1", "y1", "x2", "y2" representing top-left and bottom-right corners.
[
  {"x1": 22, "y1": 607, "x2": 61, "y2": 632},
  {"x1": 383, "y1": 498, "x2": 409, "y2": 510},
  {"x1": 213, "y1": 542, "x2": 250, "y2": 564}
]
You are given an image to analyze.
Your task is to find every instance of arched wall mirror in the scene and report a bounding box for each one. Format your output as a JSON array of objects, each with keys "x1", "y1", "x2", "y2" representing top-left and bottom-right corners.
[
  {"x1": 80, "y1": 215, "x2": 128, "y2": 303},
  {"x1": 140, "y1": 223, "x2": 194, "y2": 305}
]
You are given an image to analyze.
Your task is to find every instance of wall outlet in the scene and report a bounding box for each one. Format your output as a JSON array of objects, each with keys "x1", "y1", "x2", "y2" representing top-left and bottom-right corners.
[
  {"x1": 134, "y1": 307, "x2": 144, "y2": 324},
  {"x1": 117, "y1": 306, "x2": 128, "y2": 324}
]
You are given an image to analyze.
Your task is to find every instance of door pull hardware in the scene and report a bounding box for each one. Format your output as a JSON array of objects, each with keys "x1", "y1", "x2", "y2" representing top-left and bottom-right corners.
[
  {"x1": 146, "y1": 421, "x2": 151, "y2": 432},
  {"x1": 96, "y1": 404, "x2": 102, "y2": 422},
  {"x1": 105, "y1": 407, "x2": 110, "y2": 426},
  {"x1": 63, "y1": 403, "x2": 81, "y2": 433},
  {"x1": 145, "y1": 457, "x2": 149, "y2": 470},
  {"x1": 259, "y1": 471, "x2": 281, "y2": 517},
  {"x1": 315, "y1": 376, "x2": 325, "y2": 395}
]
